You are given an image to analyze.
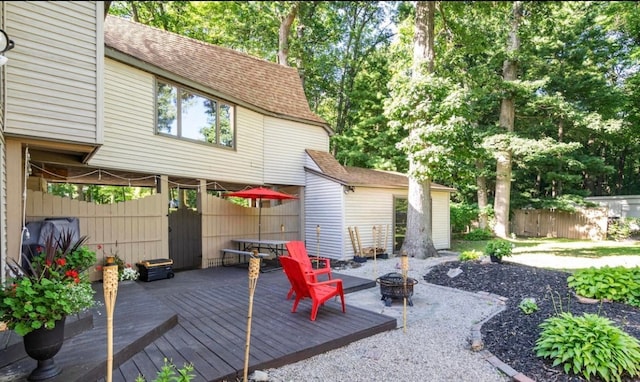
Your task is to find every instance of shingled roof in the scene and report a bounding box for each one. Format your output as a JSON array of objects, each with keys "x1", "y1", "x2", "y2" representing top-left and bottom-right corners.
[
  {"x1": 104, "y1": 16, "x2": 328, "y2": 129},
  {"x1": 305, "y1": 150, "x2": 456, "y2": 191}
]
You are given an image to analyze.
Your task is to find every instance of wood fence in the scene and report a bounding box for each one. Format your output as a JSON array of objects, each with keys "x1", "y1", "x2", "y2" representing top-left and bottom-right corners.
[
  {"x1": 25, "y1": 190, "x2": 168, "y2": 281},
  {"x1": 511, "y1": 208, "x2": 608, "y2": 240},
  {"x1": 201, "y1": 194, "x2": 301, "y2": 267},
  {"x1": 24, "y1": 190, "x2": 302, "y2": 275}
]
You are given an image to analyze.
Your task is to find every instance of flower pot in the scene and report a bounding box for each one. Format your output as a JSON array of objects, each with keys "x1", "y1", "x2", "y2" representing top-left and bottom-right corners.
[
  {"x1": 23, "y1": 316, "x2": 66, "y2": 381},
  {"x1": 489, "y1": 255, "x2": 502, "y2": 264}
]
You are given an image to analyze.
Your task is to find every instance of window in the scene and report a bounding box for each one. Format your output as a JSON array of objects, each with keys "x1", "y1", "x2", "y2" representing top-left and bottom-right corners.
[{"x1": 156, "y1": 80, "x2": 235, "y2": 148}]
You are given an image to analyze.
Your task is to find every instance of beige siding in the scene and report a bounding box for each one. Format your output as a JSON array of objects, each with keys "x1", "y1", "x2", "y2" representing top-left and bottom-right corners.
[
  {"x1": 344, "y1": 187, "x2": 398, "y2": 258},
  {"x1": 4, "y1": 1, "x2": 101, "y2": 144},
  {"x1": 432, "y1": 191, "x2": 451, "y2": 249},
  {"x1": 25, "y1": 190, "x2": 167, "y2": 281},
  {"x1": 201, "y1": 194, "x2": 300, "y2": 267},
  {"x1": 91, "y1": 59, "x2": 268, "y2": 184},
  {"x1": 264, "y1": 116, "x2": 329, "y2": 186},
  {"x1": 304, "y1": 173, "x2": 345, "y2": 260}
]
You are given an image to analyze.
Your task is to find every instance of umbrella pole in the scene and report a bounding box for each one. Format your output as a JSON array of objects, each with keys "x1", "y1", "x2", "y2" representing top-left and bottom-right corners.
[
  {"x1": 258, "y1": 197, "x2": 262, "y2": 242},
  {"x1": 243, "y1": 255, "x2": 261, "y2": 382}
]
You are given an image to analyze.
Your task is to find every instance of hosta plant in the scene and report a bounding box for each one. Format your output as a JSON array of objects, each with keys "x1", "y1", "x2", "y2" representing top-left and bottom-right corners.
[
  {"x1": 535, "y1": 312, "x2": 640, "y2": 382},
  {"x1": 567, "y1": 266, "x2": 640, "y2": 307}
]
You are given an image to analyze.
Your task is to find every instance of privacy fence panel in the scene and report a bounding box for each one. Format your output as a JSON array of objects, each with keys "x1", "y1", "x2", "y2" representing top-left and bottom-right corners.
[
  {"x1": 25, "y1": 190, "x2": 167, "y2": 280},
  {"x1": 512, "y1": 208, "x2": 608, "y2": 240},
  {"x1": 201, "y1": 194, "x2": 300, "y2": 268}
]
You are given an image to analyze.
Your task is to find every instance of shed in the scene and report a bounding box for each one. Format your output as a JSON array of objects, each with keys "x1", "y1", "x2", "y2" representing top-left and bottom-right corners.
[{"x1": 304, "y1": 150, "x2": 456, "y2": 261}]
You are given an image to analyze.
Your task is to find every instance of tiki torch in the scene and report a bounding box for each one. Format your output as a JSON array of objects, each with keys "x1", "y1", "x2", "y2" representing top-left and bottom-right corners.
[
  {"x1": 243, "y1": 253, "x2": 261, "y2": 382},
  {"x1": 401, "y1": 252, "x2": 409, "y2": 333},
  {"x1": 103, "y1": 264, "x2": 119, "y2": 382}
]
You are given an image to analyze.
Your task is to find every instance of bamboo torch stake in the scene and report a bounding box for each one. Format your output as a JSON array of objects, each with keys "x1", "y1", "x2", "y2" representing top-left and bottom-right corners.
[
  {"x1": 315, "y1": 225, "x2": 321, "y2": 268},
  {"x1": 280, "y1": 224, "x2": 285, "y2": 242},
  {"x1": 103, "y1": 264, "x2": 119, "y2": 382},
  {"x1": 384, "y1": 225, "x2": 390, "y2": 256},
  {"x1": 243, "y1": 254, "x2": 261, "y2": 382},
  {"x1": 372, "y1": 225, "x2": 378, "y2": 278},
  {"x1": 401, "y1": 252, "x2": 409, "y2": 333}
]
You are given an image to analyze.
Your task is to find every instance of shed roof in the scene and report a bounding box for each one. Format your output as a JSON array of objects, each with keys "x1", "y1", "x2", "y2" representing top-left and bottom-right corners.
[
  {"x1": 305, "y1": 149, "x2": 456, "y2": 191},
  {"x1": 104, "y1": 16, "x2": 328, "y2": 129}
]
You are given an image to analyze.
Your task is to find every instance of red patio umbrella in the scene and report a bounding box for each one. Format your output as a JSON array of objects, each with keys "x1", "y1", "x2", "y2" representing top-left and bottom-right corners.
[{"x1": 225, "y1": 187, "x2": 297, "y2": 241}]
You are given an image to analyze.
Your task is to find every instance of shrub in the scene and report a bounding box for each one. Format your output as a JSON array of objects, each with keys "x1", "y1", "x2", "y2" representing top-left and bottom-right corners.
[
  {"x1": 607, "y1": 218, "x2": 640, "y2": 241},
  {"x1": 135, "y1": 359, "x2": 195, "y2": 382},
  {"x1": 484, "y1": 239, "x2": 514, "y2": 260},
  {"x1": 518, "y1": 298, "x2": 539, "y2": 314},
  {"x1": 535, "y1": 312, "x2": 640, "y2": 382},
  {"x1": 567, "y1": 266, "x2": 640, "y2": 307},
  {"x1": 459, "y1": 250, "x2": 482, "y2": 262},
  {"x1": 450, "y1": 202, "x2": 479, "y2": 233},
  {"x1": 464, "y1": 228, "x2": 493, "y2": 241}
]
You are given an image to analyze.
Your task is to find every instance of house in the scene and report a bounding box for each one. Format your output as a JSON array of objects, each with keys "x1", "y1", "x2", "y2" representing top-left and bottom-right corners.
[
  {"x1": 305, "y1": 150, "x2": 455, "y2": 260},
  {"x1": 1, "y1": 2, "x2": 454, "y2": 279}
]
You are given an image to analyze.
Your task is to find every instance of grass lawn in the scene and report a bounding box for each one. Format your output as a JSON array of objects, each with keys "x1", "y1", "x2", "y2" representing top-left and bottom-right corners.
[{"x1": 451, "y1": 237, "x2": 640, "y2": 258}]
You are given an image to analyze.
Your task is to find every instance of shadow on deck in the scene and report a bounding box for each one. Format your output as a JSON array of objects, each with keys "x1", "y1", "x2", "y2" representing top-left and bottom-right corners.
[{"x1": 1, "y1": 266, "x2": 396, "y2": 382}]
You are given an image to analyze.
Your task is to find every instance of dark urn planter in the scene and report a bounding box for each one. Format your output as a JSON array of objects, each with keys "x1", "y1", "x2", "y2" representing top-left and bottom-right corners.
[
  {"x1": 490, "y1": 255, "x2": 502, "y2": 263},
  {"x1": 23, "y1": 316, "x2": 66, "y2": 381}
]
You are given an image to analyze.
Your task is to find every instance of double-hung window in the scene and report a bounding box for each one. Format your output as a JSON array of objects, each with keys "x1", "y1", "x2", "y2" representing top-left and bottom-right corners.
[{"x1": 155, "y1": 79, "x2": 235, "y2": 148}]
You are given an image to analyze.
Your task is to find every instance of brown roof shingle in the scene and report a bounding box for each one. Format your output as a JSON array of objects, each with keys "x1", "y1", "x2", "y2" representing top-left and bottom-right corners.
[
  {"x1": 305, "y1": 149, "x2": 455, "y2": 191},
  {"x1": 104, "y1": 16, "x2": 328, "y2": 128}
]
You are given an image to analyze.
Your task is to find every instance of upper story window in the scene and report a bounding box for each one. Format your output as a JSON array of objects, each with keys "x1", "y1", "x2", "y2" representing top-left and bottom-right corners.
[{"x1": 156, "y1": 80, "x2": 235, "y2": 148}]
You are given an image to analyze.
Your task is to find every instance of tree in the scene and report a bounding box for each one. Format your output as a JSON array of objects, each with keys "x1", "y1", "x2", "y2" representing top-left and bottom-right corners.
[{"x1": 493, "y1": 1, "x2": 522, "y2": 238}]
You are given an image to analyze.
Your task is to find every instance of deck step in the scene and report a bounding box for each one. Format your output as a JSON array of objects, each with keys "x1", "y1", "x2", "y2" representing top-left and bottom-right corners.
[{"x1": 0, "y1": 282, "x2": 177, "y2": 382}]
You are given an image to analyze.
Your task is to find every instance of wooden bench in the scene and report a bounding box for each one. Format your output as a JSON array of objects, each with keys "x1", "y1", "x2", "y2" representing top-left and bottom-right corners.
[{"x1": 221, "y1": 249, "x2": 270, "y2": 268}]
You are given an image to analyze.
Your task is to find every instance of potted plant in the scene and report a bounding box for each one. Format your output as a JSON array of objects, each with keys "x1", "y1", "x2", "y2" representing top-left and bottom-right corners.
[
  {"x1": 0, "y1": 230, "x2": 96, "y2": 380},
  {"x1": 97, "y1": 243, "x2": 139, "y2": 282},
  {"x1": 484, "y1": 239, "x2": 514, "y2": 263}
]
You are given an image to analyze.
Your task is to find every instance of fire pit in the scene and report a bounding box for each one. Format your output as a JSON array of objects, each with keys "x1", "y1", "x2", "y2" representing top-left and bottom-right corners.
[{"x1": 376, "y1": 272, "x2": 418, "y2": 307}]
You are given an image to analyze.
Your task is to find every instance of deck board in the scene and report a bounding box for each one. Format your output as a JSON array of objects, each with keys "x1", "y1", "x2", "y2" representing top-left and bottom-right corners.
[{"x1": 1, "y1": 266, "x2": 395, "y2": 382}]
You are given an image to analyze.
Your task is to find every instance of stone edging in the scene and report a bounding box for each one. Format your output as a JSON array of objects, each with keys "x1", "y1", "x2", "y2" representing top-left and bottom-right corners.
[{"x1": 425, "y1": 283, "x2": 537, "y2": 382}]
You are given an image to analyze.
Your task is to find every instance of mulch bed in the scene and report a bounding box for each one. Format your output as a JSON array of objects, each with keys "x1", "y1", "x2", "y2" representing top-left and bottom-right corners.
[{"x1": 423, "y1": 260, "x2": 640, "y2": 382}]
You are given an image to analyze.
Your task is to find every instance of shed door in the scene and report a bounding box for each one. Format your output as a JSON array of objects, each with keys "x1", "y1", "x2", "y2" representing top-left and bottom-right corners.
[{"x1": 168, "y1": 207, "x2": 202, "y2": 270}]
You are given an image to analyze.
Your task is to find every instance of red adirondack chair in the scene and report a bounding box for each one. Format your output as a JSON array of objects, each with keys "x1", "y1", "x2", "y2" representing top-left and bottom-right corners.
[
  {"x1": 285, "y1": 240, "x2": 333, "y2": 299},
  {"x1": 278, "y1": 256, "x2": 346, "y2": 321}
]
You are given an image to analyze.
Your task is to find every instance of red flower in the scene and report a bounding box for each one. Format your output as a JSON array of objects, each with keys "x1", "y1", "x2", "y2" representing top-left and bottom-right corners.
[
  {"x1": 65, "y1": 270, "x2": 79, "y2": 279},
  {"x1": 97, "y1": 244, "x2": 103, "y2": 250},
  {"x1": 56, "y1": 258, "x2": 66, "y2": 266},
  {"x1": 95, "y1": 265, "x2": 103, "y2": 271},
  {"x1": 74, "y1": 277, "x2": 80, "y2": 284},
  {"x1": 36, "y1": 246, "x2": 43, "y2": 253},
  {"x1": 46, "y1": 259, "x2": 52, "y2": 266}
]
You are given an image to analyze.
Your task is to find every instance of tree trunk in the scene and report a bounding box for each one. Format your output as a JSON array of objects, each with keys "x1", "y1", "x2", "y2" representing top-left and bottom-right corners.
[
  {"x1": 277, "y1": 3, "x2": 298, "y2": 66},
  {"x1": 402, "y1": 1, "x2": 438, "y2": 259},
  {"x1": 476, "y1": 160, "x2": 489, "y2": 230},
  {"x1": 493, "y1": 1, "x2": 521, "y2": 239}
]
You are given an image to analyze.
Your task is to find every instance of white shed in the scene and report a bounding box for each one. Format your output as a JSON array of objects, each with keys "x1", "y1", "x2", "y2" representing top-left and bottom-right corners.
[{"x1": 304, "y1": 150, "x2": 456, "y2": 261}]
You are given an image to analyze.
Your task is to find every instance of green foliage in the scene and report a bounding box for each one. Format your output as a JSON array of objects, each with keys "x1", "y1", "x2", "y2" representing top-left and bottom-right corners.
[
  {"x1": 484, "y1": 239, "x2": 514, "y2": 260},
  {"x1": 450, "y1": 202, "x2": 479, "y2": 233},
  {"x1": 518, "y1": 298, "x2": 539, "y2": 314},
  {"x1": 0, "y1": 231, "x2": 96, "y2": 336},
  {"x1": 458, "y1": 250, "x2": 482, "y2": 262},
  {"x1": 567, "y1": 267, "x2": 640, "y2": 307},
  {"x1": 134, "y1": 359, "x2": 195, "y2": 382},
  {"x1": 607, "y1": 218, "x2": 640, "y2": 241},
  {"x1": 535, "y1": 312, "x2": 640, "y2": 382},
  {"x1": 464, "y1": 228, "x2": 494, "y2": 241}
]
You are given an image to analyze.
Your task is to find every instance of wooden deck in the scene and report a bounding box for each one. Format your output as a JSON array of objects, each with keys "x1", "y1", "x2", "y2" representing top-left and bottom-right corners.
[{"x1": 1, "y1": 266, "x2": 396, "y2": 382}]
